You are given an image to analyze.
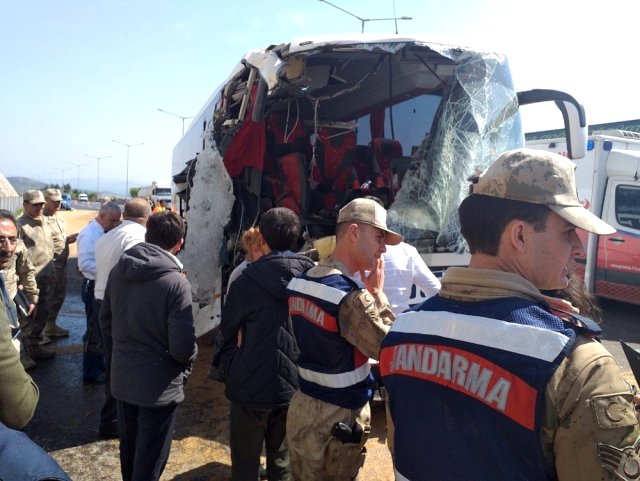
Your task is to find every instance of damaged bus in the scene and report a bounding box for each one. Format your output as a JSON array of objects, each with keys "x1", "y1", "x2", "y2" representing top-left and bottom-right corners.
[{"x1": 171, "y1": 35, "x2": 587, "y2": 335}]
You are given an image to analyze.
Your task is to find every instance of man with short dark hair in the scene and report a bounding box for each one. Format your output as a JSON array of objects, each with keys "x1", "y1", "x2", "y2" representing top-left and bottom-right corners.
[
  {"x1": 221, "y1": 207, "x2": 315, "y2": 481},
  {"x1": 16, "y1": 190, "x2": 56, "y2": 361},
  {"x1": 286, "y1": 197, "x2": 399, "y2": 480},
  {"x1": 0, "y1": 213, "x2": 68, "y2": 476},
  {"x1": 2, "y1": 237, "x2": 39, "y2": 370},
  {"x1": 380, "y1": 148, "x2": 640, "y2": 480},
  {"x1": 100, "y1": 211, "x2": 197, "y2": 481},
  {"x1": 0, "y1": 209, "x2": 39, "y2": 429}
]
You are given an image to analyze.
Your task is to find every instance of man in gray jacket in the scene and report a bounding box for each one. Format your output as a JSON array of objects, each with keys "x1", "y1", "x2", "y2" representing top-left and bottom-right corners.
[{"x1": 100, "y1": 211, "x2": 197, "y2": 481}]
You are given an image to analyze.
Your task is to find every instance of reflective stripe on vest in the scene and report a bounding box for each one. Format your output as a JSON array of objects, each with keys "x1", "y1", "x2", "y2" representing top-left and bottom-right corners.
[
  {"x1": 381, "y1": 310, "x2": 570, "y2": 432},
  {"x1": 287, "y1": 277, "x2": 348, "y2": 305},
  {"x1": 395, "y1": 469, "x2": 409, "y2": 481},
  {"x1": 382, "y1": 301, "x2": 575, "y2": 480},
  {"x1": 298, "y1": 360, "x2": 371, "y2": 388},
  {"x1": 388, "y1": 310, "x2": 570, "y2": 362}
]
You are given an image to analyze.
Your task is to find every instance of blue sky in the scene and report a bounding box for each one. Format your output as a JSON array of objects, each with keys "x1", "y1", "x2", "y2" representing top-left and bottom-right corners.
[{"x1": 2, "y1": 0, "x2": 639, "y2": 195}]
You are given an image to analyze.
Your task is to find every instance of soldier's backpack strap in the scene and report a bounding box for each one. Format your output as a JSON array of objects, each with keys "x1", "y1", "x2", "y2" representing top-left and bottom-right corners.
[{"x1": 547, "y1": 306, "x2": 602, "y2": 338}]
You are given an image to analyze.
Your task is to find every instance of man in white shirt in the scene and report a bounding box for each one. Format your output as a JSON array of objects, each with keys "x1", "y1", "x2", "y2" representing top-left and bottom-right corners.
[
  {"x1": 382, "y1": 242, "x2": 441, "y2": 316},
  {"x1": 94, "y1": 198, "x2": 150, "y2": 438},
  {"x1": 76, "y1": 201, "x2": 122, "y2": 384}
]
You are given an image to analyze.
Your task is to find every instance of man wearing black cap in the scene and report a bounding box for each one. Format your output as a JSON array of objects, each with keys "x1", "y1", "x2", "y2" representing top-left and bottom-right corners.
[{"x1": 286, "y1": 197, "x2": 400, "y2": 480}]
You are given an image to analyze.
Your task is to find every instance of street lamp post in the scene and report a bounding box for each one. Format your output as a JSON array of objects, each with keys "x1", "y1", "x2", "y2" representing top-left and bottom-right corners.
[
  {"x1": 317, "y1": 0, "x2": 412, "y2": 33},
  {"x1": 70, "y1": 162, "x2": 89, "y2": 192},
  {"x1": 55, "y1": 167, "x2": 72, "y2": 190},
  {"x1": 111, "y1": 139, "x2": 144, "y2": 200},
  {"x1": 85, "y1": 154, "x2": 112, "y2": 200},
  {"x1": 157, "y1": 109, "x2": 194, "y2": 136}
]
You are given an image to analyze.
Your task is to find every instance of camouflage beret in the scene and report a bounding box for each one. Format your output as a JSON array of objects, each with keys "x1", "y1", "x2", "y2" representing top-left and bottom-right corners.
[
  {"x1": 44, "y1": 188, "x2": 62, "y2": 201},
  {"x1": 475, "y1": 148, "x2": 614, "y2": 235},
  {"x1": 23, "y1": 190, "x2": 45, "y2": 204}
]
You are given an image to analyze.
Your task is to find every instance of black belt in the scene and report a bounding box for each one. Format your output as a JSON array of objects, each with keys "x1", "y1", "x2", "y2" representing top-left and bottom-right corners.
[{"x1": 83, "y1": 278, "x2": 95, "y2": 286}]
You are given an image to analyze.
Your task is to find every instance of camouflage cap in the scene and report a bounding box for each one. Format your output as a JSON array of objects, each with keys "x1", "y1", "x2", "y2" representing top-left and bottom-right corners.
[
  {"x1": 476, "y1": 148, "x2": 615, "y2": 235},
  {"x1": 44, "y1": 188, "x2": 62, "y2": 201},
  {"x1": 337, "y1": 198, "x2": 403, "y2": 245},
  {"x1": 23, "y1": 190, "x2": 45, "y2": 204}
]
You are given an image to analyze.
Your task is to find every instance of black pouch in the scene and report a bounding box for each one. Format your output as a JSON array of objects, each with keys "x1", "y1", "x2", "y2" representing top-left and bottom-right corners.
[{"x1": 331, "y1": 421, "x2": 364, "y2": 444}]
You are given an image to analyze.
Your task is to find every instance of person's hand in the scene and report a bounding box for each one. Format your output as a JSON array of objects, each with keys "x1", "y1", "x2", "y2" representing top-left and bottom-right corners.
[
  {"x1": 66, "y1": 233, "x2": 78, "y2": 244},
  {"x1": 545, "y1": 296, "x2": 579, "y2": 319},
  {"x1": 27, "y1": 303, "x2": 36, "y2": 316},
  {"x1": 360, "y1": 257, "x2": 385, "y2": 295}
]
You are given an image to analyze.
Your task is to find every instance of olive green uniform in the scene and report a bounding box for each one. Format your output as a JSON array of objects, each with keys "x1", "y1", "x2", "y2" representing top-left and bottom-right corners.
[
  {"x1": 545, "y1": 336, "x2": 640, "y2": 480},
  {"x1": 43, "y1": 211, "x2": 69, "y2": 330},
  {"x1": 16, "y1": 213, "x2": 55, "y2": 351},
  {"x1": 0, "y1": 289, "x2": 39, "y2": 429},
  {"x1": 2, "y1": 239, "x2": 39, "y2": 306}
]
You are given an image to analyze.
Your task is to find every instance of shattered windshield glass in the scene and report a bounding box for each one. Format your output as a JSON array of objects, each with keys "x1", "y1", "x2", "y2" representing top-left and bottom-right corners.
[{"x1": 388, "y1": 48, "x2": 524, "y2": 254}]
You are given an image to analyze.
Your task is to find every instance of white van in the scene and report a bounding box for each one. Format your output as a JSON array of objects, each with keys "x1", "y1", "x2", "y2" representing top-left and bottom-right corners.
[{"x1": 78, "y1": 193, "x2": 88, "y2": 202}]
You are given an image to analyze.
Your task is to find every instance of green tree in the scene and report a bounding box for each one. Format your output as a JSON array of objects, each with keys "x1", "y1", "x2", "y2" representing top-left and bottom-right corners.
[{"x1": 130, "y1": 187, "x2": 140, "y2": 198}]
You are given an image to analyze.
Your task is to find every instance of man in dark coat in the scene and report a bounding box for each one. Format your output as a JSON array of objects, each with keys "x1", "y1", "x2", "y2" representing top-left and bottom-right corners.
[
  {"x1": 100, "y1": 211, "x2": 197, "y2": 481},
  {"x1": 221, "y1": 207, "x2": 315, "y2": 481}
]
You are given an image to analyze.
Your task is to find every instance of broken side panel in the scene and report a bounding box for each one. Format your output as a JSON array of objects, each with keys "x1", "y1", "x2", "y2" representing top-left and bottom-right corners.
[{"x1": 177, "y1": 142, "x2": 235, "y2": 336}]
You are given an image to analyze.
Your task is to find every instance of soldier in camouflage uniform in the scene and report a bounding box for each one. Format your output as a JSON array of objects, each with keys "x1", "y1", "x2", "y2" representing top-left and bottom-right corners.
[
  {"x1": 42, "y1": 189, "x2": 77, "y2": 338},
  {"x1": 380, "y1": 148, "x2": 640, "y2": 481},
  {"x1": 16, "y1": 190, "x2": 56, "y2": 361},
  {"x1": 2, "y1": 238, "x2": 39, "y2": 369},
  {"x1": 286, "y1": 198, "x2": 400, "y2": 481}
]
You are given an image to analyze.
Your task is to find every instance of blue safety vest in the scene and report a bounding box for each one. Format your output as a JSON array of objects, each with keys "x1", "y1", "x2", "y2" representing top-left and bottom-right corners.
[
  {"x1": 287, "y1": 272, "x2": 373, "y2": 409},
  {"x1": 380, "y1": 295, "x2": 600, "y2": 481}
]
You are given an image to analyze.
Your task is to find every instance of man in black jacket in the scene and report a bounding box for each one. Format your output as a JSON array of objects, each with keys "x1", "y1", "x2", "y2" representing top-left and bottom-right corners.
[
  {"x1": 100, "y1": 211, "x2": 197, "y2": 481},
  {"x1": 221, "y1": 207, "x2": 315, "y2": 481}
]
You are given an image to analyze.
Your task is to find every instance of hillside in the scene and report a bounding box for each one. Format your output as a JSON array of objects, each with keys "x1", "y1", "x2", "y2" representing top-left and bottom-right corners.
[
  {"x1": 6, "y1": 176, "x2": 124, "y2": 198},
  {"x1": 7, "y1": 176, "x2": 47, "y2": 194}
]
